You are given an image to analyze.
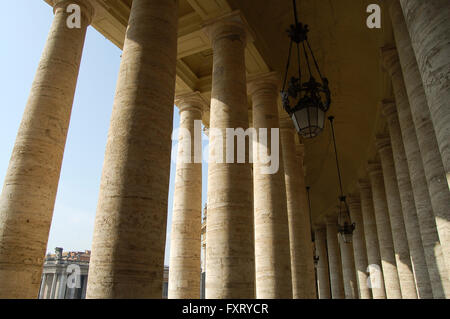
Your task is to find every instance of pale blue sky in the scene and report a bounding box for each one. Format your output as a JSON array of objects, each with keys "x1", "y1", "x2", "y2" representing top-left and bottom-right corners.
[{"x1": 0, "y1": 1, "x2": 208, "y2": 265}]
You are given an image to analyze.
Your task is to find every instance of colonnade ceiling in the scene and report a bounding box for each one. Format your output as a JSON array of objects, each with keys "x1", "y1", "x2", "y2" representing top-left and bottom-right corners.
[{"x1": 44, "y1": 0, "x2": 393, "y2": 224}]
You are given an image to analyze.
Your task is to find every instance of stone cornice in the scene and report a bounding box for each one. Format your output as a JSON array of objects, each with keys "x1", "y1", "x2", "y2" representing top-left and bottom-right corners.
[{"x1": 53, "y1": 0, "x2": 95, "y2": 25}]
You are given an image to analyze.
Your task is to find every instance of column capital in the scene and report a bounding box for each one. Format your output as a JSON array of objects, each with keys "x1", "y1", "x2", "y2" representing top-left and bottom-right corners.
[
  {"x1": 53, "y1": 0, "x2": 95, "y2": 25},
  {"x1": 325, "y1": 213, "x2": 338, "y2": 225},
  {"x1": 381, "y1": 45, "x2": 401, "y2": 76},
  {"x1": 314, "y1": 224, "x2": 327, "y2": 232},
  {"x1": 381, "y1": 99, "x2": 397, "y2": 118},
  {"x1": 367, "y1": 161, "x2": 382, "y2": 175},
  {"x1": 375, "y1": 135, "x2": 391, "y2": 152},
  {"x1": 347, "y1": 194, "x2": 361, "y2": 208},
  {"x1": 203, "y1": 10, "x2": 254, "y2": 47},
  {"x1": 247, "y1": 72, "x2": 281, "y2": 97},
  {"x1": 358, "y1": 178, "x2": 371, "y2": 191},
  {"x1": 175, "y1": 92, "x2": 208, "y2": 114}
]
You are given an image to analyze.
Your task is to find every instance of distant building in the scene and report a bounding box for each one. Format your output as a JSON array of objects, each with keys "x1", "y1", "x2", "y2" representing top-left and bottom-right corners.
[
  {"x1": 39, "y1": 248, "x2": 170, "y2": 299},
  {"x1": 38, "y1": 247, "x2": 90, "y2": 299}
]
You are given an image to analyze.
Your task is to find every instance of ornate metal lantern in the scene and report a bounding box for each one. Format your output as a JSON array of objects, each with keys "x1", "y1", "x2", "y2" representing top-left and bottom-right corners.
[
  {"x1": 337, "y1": 196, "x2": 355, "y2": 244},
  {"x1": 281, "y1": 0, "x2": 331, "y2": 138},
  {"x1": 329, "y1": 116, "x2": 355, "y2": 243}
]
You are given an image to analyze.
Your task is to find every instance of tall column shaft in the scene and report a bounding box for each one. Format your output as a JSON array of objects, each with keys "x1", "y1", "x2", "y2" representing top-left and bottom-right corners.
[
  {"x1": 86, "y1": 0, "x2": 179, "y2": 298},
  {"x1": 389, "y1": 1, "x2": 450, "y2": 297},
  {"x1": 0, "y1": 0, "x2": 92, "y2": 299},
  {"x1": 295, "y1": 145, "x2": 316, "y2": 299},
  {"x1": 204, "y1": 12, "x2": 255, "y2": 299},
  {"x1": 376, "y1": 138, "x2": 418, "y2": 299},
  {"x1": 249, "y1": 73, "x2": 292, "y2": 299},
  {"x1": 368, "y1": 163, "x2": 402, "y2": 299},
  {"x1": 168, "y1": 94, "x2": 204, "y2": 299},
  {"x1": 348, "y1": 195, "x2": 372, "y2": 299},
  {"x1": 399, "y1": 0, "x2": 450, "y2": 186},
  {"x1": 339, "y1": 237, "x2": 358, "y2": 299},
  {"x1": 315, "y1": 228, "x2": 331, "y2": 299},
  {"x1": 281, "y1": 128, "x2": 316, "y2": 299},
  {"x1": 58, "y1": 274, "x2": 67, "y2": 299},
  {"x1": 38, "y1": 274, "x2": 46, "y2": 299},
  {"x1": 50, "y1": 274, "x2": 58, "y2": 299},
  {"x1": 326, "y1": 217, "x2": 345, "y2": 299},
  {"x1": 358, "y1": 180, "x2": 386, "y2": 299},
  {"x1": 382, "y1": 93, "x2": 441, "y2": 298}
]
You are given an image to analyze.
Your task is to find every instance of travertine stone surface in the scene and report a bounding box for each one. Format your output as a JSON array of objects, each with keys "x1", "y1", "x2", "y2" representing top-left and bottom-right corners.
[
  {"x1": 280, "y1": 128, "x2": 316, "y2": 299},
  {"x1": 389, "y1": 1, "x2": 450, "y2": 298},
  {"x1": 168, "y1": 93, "x2": 205, "y2": 299},
  {"x1": 315, "y1": 228, "x2": 331, "y2": 299},
  {"x1": 380, "y1": 98, "x2": 433, "y2": 299},
  {"x1": 339, "y1": 236, "x2": 358, "y2": 299},
  {"x1": 326, "y1": 216, "x2": 345, "y2": 299},
  {"x1": 399, "y1": 0, "x2": 450, "y2": 188},
  {"x1": 347, "y1": 195, "x2": 372, "y2": 299},
  {"x1": 375, "y1": 137, "x2": 417, "y2": 299},
  {"x1": 248, "y1": 73, "x2": 292, "y2": 299},
  {"x1": 0, "y1": 0, "x2": 92, "y2": 299},
  {"x1": 295, "y1": 144, "x2": 316, "y2": 299},
  {"x1": 203, "y1": 11, "x2": 255, "y2": 299},
  {"x1": 86, "y1": 0, "x2": 179, "y2": 298},
  {"x1": 367, "y1": 163, "x2": 402, "y2": 299},
  {"x1": 358, "y1": 180, "x2": 386, "y2": 299}
]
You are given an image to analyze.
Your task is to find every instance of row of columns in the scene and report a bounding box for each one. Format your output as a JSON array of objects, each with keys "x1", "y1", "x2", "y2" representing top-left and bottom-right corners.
[
  {"x1": 312, "y1": 0, "x2": 450, "y2": 299},
  {"x1": 39, "y1": 272, "x2": 87, "y2": 299},
  {"x1": 0, "y1": 0, "x2": 448, "y2": 299}
]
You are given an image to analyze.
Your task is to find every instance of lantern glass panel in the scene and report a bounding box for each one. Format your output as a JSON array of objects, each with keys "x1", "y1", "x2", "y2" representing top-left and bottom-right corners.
[
  {"x1": 291, "y1": 112, "x2": 301, "y2": 133},
  {"x1": 318, "y1": 108, "x2": 325, "y2": 130}
]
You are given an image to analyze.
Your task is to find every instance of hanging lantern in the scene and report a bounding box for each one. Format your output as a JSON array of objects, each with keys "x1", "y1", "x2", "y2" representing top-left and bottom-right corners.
[
  {"x1": 337, "y1": 196, "x2": 355, "y2": 244},
  {"x1": 281, "y1": 0, "x2": 331, "y2": 138},
  {"x1": 329, "y1": 116, "x2": 355, "y2": 243}
]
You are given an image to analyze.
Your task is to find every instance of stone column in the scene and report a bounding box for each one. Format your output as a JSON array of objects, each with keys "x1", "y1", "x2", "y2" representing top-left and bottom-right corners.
[
  {"x1": 339, "y1": 237, "x2": 358, "y2": 299},
  {"x1": 296, "y1": 144, "x2": 316, "y2": 299},
  {"x1": 358, "y1": 180, "x2": 386, "y2": 299},
  {"x1": 315, "y1": 228, "x2": 331, "y2": 299},
  {"x1": 81, "y1": 276, "x2": 88, "y2": 299},
  {"x1": 280, "y1": 128, "x2": 316, "y2": 299},
  {"x1": 86, "y1": 0, "x2": 179, "y2": 299},
  {"x1": 376, "y1": 137, "x2": 418, "y2": 299},
  {"x1": 38, "y1": 274, "x2": 47, "y2": 299},
  {"x1": 50, "y1": 274, "x2": 58, "y2": 299},
  {"x1": 399, "y1": 0, "x2": 450, "y2": 187},
  {"x1": 248, "y1": 73, "x2": 292, "y2": 299},
  {"x1": 326, "y1": 216, "x2": 345, "y2": 299},
  {"x1": 168, "y1": 93, "x2": 205, "y2": 299},
  {"x1": 381, "y1": 96, "x2": 437, "y2": 298},
  {"x1": 367, "y1": 163, "x2": 402, "y2": 299},
  {"x1": 0, "y1": 0, "x2": 93, "y2": 299},
  {"x1": 389, "y1": 1, "x2": 450, "y2": 297},
  {"x1": 347, "y1": 195, "x2": 372, "y2": 299},
  {"x1": 203, "y1": 11, "x2": 255, "y2": 299},
  {"x1": 58, "y1": 274, "x2": 67, "y2": 299}
]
